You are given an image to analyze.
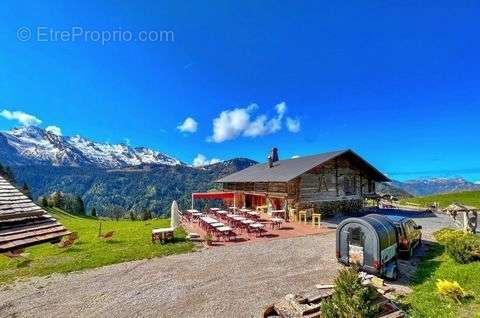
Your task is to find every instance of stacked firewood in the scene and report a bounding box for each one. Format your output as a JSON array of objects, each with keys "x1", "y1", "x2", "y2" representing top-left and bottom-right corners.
[{"x1": 263, "y1": 279, "x2": 403, "y2": 318}]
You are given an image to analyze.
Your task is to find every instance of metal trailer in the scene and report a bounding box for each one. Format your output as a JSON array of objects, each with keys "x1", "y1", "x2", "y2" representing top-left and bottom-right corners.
[{"x1": 336, "y1": 214, "x2": 399, "y2": 280}]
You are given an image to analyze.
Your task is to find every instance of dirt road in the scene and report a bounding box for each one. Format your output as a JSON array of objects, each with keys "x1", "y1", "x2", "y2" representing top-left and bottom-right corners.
[{"x1": 0, "y1": 232, "x2": 339, "y2": 318}]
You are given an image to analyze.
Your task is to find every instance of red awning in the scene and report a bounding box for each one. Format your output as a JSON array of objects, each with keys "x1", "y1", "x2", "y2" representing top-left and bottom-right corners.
[{"x1": 192, "y1": 192, "x2": 235, "y2": 200}]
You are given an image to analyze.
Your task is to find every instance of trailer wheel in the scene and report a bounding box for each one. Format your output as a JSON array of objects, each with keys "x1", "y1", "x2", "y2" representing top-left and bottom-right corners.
[
  {"x1": 391, "y1": 267, "x2": 399, "y2": 281},
  {"x1": 385, "y1": 259, "x2": 399, "y2": 281}
]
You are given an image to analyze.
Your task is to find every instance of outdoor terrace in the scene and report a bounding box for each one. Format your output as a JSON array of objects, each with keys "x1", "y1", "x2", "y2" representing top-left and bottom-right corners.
[{"x1": 181, "y1": 207, "x2": 333, "y2": 247}]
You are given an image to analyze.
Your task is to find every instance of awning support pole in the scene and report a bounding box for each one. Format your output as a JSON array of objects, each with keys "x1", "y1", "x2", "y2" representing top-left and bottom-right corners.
[{"x1": 191, "y1": 193, "x2": 194, "y2": 210}]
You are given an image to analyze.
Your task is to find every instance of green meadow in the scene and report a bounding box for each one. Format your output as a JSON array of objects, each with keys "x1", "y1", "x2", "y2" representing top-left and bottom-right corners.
[
  {"x1": 0, "y1": 208, "x2": 194, "y2": 285},
  {"x1": 400, "y1": 191, "x2": 480, "y2": 209},
  {"x1": 406, "y1": 240, "x2": 480, "y2": 317}
]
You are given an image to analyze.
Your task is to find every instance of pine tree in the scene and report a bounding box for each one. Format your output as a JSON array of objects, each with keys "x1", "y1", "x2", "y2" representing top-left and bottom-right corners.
[
  {"x1": 129, "y1": 210, "x2": 137, "y2": 221},
  {"x1": 41, "y1": 196, "x2": 49, "y2": 207},
  {"x1": 51, "y1": 192, "x2": 64, "y2": 208},
  {"x1": 21, "y1": 182, "x2": 32, "y2": 198},
  {"x1": 141, "y1": 210, "x2": 153, "y2": 221},
  {"x1": 91, "y1": 207, "x2": 97, "y2": 217},
  {"x1": 74, "y1": 196, "x2": 85, "y2": 215},
  {"x1": 109, "y1": 205, "x2": 125, "y2": 221}
]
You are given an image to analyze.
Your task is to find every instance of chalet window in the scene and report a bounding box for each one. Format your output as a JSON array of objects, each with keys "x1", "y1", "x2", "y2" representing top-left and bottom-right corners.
[
  {"x1": 367, "y1": 180, "x2": 375, "y2": 193},
  {"x1": 343, "y1": 177, "x2": 352, "y2": 195},
  {"x1": 318, "y1": 175, "x2": 329, "y2": 192},
  {"x1": 348, "y1": 227, "x2": 364, "y2": 247},
  {"x1": 352, "y1": 175, "x2": 357, "y2": 195}
]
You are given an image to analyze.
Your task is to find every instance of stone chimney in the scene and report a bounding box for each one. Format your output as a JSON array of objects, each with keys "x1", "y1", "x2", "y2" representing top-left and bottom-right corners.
[
  {"x1": 271, "y1": 147, "x2": 279, "y2": 162},
  {"x1": 267, "y1": 147, "x2": 279, "y2": 168}
]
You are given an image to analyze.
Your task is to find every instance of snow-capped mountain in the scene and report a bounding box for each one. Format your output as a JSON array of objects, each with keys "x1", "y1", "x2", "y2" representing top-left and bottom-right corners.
[
  {"x1": 0, "y1": 126, "x2": 182, "y2": 168},
  {"x1": 392, "y1": 177, "x2": 480, "y2": 196}
]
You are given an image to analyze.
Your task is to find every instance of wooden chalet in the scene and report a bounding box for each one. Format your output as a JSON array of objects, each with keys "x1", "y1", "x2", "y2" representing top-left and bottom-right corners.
[
  {"x1": 0, "y1": 175, "x2": 70, "y2": 253},
  {"x1": 216, "y1": 149, "x2": 389, "y2": 216}
]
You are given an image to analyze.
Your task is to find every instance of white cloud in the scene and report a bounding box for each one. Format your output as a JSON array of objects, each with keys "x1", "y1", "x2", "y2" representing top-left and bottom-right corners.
[
  {"x1": 208, "y1": 104, "x2": 255, "y2": 142},
  {"x1": 45, "y1": 125, "x2": 62, "y2": 136},
  {"x1": 275, "y1": 102, "x2": 287, "y2": 118},
  {"x1": 291, "y1": 155, "x2": 300, "y2": 159},
  {"x1": 286, "y1": 117, "x2": 301, "y2": 133},
  {"x1": 177, "y1": 117, "x2": 198, "y2": 133},
  {"x1": 208, "y1": 102, "x2": 293, "y2": 143},
  {"x1": 475, "y1": 181, "x2": 480, "y2": 185},
  {"x1": 124, "y1": 138, "x2": 131, "y2": 146},
  {"x1": 192, "y1": 154, "x2": 222, "y2": 167},
  {"x1": 0, "y1": 109, "x2": 42, "y2": 126}
]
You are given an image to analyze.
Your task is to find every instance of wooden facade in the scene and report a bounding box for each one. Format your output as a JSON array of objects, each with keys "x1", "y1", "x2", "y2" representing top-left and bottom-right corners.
[{"x1": 218, "y1": 150, "x2": 388, "y2": 213}]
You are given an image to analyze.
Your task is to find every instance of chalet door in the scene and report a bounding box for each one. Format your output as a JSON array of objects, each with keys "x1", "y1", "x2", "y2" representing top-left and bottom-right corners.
[
  {"x1": 348, "y1": 227, "x2": 365, "y2": 266},
  {"x1": 245, "y1": 195, "x2": 253, "y2": 208}
]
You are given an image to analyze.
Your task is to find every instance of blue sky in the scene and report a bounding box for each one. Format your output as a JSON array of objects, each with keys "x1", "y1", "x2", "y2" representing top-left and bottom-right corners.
[{"x1": 0, "y1": 1, "x2": 479, "y2": 182}]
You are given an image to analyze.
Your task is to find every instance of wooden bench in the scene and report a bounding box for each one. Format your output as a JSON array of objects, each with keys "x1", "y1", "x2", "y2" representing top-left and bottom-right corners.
[{"x1": 152, "y1": 228, "x2": 174, "y2": 244}]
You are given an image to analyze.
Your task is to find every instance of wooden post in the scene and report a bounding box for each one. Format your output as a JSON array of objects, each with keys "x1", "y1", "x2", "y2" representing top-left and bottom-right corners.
[{"x1": 335, "y1": 159, "x2": 339, "y2": 197}]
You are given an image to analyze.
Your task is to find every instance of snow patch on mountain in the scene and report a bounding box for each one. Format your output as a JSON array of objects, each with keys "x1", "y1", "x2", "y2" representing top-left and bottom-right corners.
[
  {"x1": 0, "y1": 126, "x2": 182, "y2": 168},
  {"x1": 392, "y1": 177, "x2": 480, "y2": 196}
]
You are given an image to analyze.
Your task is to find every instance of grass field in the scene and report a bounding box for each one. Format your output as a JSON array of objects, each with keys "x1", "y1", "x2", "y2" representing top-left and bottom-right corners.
[
  {"x1": 406, "y1": 240, "x2": 480, "y2": 317},
  {"x1": 400, "y1": 191, "x2": 480, "y2": 209},
  {"x1": 0, "y1": 208, "x2": 194, "y2": 285}
]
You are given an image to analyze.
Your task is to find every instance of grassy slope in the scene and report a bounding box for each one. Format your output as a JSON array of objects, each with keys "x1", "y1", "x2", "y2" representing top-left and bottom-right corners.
[
  {"x1": 402, "y1": 191, "x2": 480, "y2": 317},
  {"x1": 407, "y1": 243, "x2": 480, "y2": 318},
  {"x1": 0, "y1": 208, "x2": 194, "y2": 285},
  {"x1": 400, "y1": 191, "x2": 480, "y2": 209}
]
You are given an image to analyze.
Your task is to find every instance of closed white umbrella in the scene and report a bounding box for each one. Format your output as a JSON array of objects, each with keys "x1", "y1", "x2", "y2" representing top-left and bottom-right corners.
[{"x1": 171, "y1": 200, "x2": 180, "y2": 229}]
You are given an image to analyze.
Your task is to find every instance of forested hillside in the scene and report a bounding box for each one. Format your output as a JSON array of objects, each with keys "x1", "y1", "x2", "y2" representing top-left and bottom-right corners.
[{"x1": 10, "y1": 158, "x2": 257, "y2": 216}]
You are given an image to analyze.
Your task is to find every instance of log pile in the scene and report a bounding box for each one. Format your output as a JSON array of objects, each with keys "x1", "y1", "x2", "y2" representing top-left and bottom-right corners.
[{"x1": 263, "y1": 280, "x2": 403, "y2": 318}]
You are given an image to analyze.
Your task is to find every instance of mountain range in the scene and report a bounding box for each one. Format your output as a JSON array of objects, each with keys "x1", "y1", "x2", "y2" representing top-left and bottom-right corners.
[
  {"x1": 0, "y1": 126, "x2": 181, "y2": 168},
  {"x1": 391, "y1": 178, "x2": 480, "y2": 196},
  {"x1": 1, "y1": 126, "x2": 478, "y2": 215}
]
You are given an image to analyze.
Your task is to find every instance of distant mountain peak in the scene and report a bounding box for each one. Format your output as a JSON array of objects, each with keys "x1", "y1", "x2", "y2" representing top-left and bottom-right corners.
[
  {"x1": 393, "y1": 177, "x2": 480, "y2": 196},
  {"x1": 0, "y1": 126, "x2": 182, "y2": 169}
]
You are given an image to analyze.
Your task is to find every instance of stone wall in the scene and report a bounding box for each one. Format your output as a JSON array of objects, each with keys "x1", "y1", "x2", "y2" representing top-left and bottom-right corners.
[{"x1": 298, "y1": 198, "x2": 364, "y2": 217}]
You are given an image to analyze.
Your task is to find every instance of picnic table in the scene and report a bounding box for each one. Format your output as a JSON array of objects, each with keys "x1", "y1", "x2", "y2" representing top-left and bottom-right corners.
[
  {"x1": 249, "y1": 223, "x2": 265, "y2": 237},
  {"x1": 152, "y1": 228, "x2": 174, "y2": 244},
  {"x1": 247, "y1": 211, "x2": 260, "y2": 219},
  {"x1": 270, "y1": 217, "x2": 284, "y2": 229},
  {"x1": 200, "y1": 216, "x2": 218, "y2": 224},
  {"x1": 211, "y1": 222, "x2": 225, "y2": 228},
  {"x1": 271, "y1": 210, "x2": 286, "y2": 219},
  {"x1": 210, "y1": 208, "x2": 220, "y2": 211},
  {"x1": 217, "y1": 226, "x2": 233, "y2": 232},
  {"x1": 188, "y1": 211, "x2": 203, "y2": 222}
]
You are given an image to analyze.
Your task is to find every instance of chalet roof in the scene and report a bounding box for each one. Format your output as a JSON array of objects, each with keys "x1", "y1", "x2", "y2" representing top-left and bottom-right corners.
[
  {"x1": 216, "y1": 149, "x2": 390, "y2": 183},
  {"x1": 0, "y1": 175, "x2": 70, "y2": 252}
]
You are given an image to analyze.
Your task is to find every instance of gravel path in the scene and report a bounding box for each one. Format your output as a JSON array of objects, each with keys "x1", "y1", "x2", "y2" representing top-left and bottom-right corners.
[
  {"x1": 0, "y1": 232, "x2": 340, "y2": 318},
  {"x1": 0, "y1": 212, "x2": 454, "y2": 318}
]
